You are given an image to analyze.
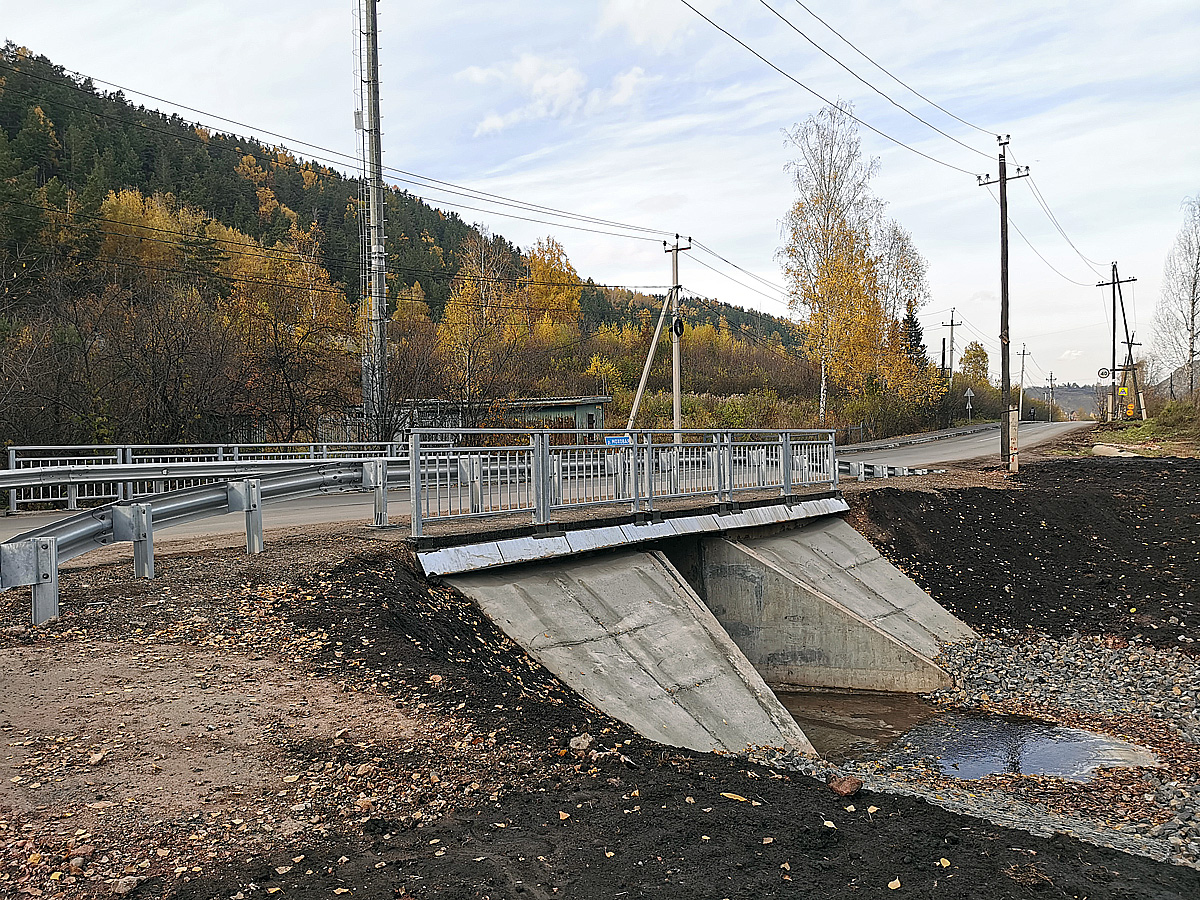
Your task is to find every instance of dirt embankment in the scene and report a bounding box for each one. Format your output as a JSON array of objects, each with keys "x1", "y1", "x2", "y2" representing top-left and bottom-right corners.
[
  {"x1": 849, "y1": 457, "x2": 1200, "y2": 649},
  {"x1": 0, "y1": 455, "x2": 1198, "y2": 899}
]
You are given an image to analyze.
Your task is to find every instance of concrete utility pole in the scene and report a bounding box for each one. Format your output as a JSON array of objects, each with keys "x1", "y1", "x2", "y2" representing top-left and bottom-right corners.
[
  {"x1": 1017, "y1": 343, "x2": 1031, "y2": 421},
  {"x1": 941, "y1": 308, "x2": 963, "y2": 376},
  {"x1": 358, "y1": 0, "x2": 388, "y2": 441},
  {"x1": 1097, "y1": 263, "x2": 1137, "y2": 422},
  {"x1": 978, "y1": 137, "x2": 1029, "y2": 471},
  {"x1": 1048, "y1": 371, "x2": 1056, "y2": 422},
  {"x1": 665, "y1": 235, "x2": 692, "y2": 443}
]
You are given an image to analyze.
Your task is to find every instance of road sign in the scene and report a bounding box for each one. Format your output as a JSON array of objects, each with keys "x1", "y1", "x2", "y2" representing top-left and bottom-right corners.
[
  {"x1": 964, "y1": 388, "x2": 975, "y2": 398},
  {"x1": 1127, "y1": 403, "x2": 1136, "y2": 416},
  {"x1": 604, "y1": 434, "x2": 632, "y2": 447},
  {"x1": 1098, "y1": 367, "x2": 1110, "y2": 379},
  {"x1": 1118, "y1": 386, "x2": 1128, "y2": 397}
]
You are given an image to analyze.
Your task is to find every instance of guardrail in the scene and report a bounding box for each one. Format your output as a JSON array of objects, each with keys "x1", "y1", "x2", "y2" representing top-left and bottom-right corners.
[
  {"x1": 5, "y1": 441, "x2": 404, "y2": 511},
  {"x1": 408, "y1": 428, "x2": 837, "y2": 537},
  {"x1": 2, "y1": 429, "x2": 839, "y2": 625},
  {"x1": 1, "y1": 462, "x2": 369, "y2": 625}
]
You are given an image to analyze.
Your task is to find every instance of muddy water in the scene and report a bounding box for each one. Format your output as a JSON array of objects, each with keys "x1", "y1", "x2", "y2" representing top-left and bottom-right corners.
[{"x1": 778, "y1": 690, "x2": 1159, "y2": 780}]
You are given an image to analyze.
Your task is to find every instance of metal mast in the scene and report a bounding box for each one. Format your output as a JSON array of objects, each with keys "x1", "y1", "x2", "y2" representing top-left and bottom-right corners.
[{"x1": 357, "y1": 0, "x2": 388, "y2": 441}]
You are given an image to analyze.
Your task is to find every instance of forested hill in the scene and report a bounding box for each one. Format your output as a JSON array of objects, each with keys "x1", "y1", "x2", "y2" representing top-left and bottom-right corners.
[
  {"x1": 0, "y1": 43, "x2": 808, "y2": 446},
  {"x1": 0, "y1": 41, "x2": 793, "y2": 336},
  {"x1": 0, "y1": 41, "x2": 505, "y2": 314}
]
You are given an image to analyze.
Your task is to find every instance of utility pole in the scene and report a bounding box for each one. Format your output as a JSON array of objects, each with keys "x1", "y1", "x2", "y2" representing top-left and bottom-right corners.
[
  {"x1": 941, "y1": 308, "x2": 963, "y2": 376},
  {"x1": 978, "y1": 136, "x2": 1029, "y2": 470},
  {"x1": 1017, "y1": 343, "x2": 1031, "y2": 421},
  {"x1": 665, "y1": 235, "x2": 691, "y2": 444},
  {"x1": 357, "y1": 0, "x2": 388, "y2": 442},
  {"x1": 1048, "y1": 371, "x2": 1056, "y2": 422},
  {"x1": 1096, "y1": 264, "x2": 1137, "y2": 422}
]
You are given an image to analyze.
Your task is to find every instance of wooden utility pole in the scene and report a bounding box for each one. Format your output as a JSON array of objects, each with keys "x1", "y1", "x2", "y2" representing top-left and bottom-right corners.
[
  {"x1": 978, "y1": 137, "x2": 1029, "y2": 470},
  {"x1": 1096, "y1": 264, "x2": 1137, "y2": 421}
]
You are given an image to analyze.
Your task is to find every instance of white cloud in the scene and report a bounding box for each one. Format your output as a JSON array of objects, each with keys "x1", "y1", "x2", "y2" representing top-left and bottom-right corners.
[
  {"x1": 1058, "y1": 350, "x2": 1084, "y2": 361},
  {"x1": 596, "y1": 0, "x2": 723, "y2": 51},
  {"x1": 469, "y1": 54, "x2": 589, "y2": 136}
]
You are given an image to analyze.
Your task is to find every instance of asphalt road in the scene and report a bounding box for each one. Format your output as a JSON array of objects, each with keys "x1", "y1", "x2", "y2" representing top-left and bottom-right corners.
[
  {"x1": 0, "y1": 421, "x2": 1095, "y2": 544},
  {"x1": 837, "y1": 421, "x2": 1093, "y2": 468}
]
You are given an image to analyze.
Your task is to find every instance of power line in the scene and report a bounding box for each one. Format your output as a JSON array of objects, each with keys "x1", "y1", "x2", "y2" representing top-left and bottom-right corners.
[
  {"x1": 754, "y1": 0, "x2": 992, "y2": 160},
  {"x1": 685, "y1": 253, "x2": 792, "y2": 306},
  {"x1": 690, "y1": 239, "x2": 788, "y2": 294},
  {"x1": 0, "y1": 60, "x2": 675, "y2": 242},
  {"x1": 676, "y1": 0, "x2": 979, "y2": 176},
  {"x1": 4, "y1": 199, "x2": 670, "y2": 293},
  {"x1": 789, "y1": 0, "x2": 994, "y2": 137},
  {"x1": 982, "y1": 186, "x2": 1094, "y2": 287},
  {"x1": 1, "y1": 60, "x2": 789, "y2": 303},
  {"x1": 0, "y1": 74, "x2": 666, "y2": 246}
]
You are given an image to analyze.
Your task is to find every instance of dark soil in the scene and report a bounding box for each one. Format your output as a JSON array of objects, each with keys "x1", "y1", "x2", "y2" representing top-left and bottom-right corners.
[
  {"x1": 852, "y1": 457, "x2": 1200, "y2": 649},
  {"x1": 3, "y1": 455, "x2": 1199, "y2": 899},
  {"x1": 169, "y1": 545, "x2": 1198, "y2": 900}
]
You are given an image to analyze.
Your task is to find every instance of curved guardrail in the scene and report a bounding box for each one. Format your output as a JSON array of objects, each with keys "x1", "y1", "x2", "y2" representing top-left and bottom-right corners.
[{"x1": 1, "y1": 461, "x2": 372, "y2": 626}]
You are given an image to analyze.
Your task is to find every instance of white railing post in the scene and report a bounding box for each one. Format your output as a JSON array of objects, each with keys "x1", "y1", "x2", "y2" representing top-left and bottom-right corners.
[
  {"x1": 409, "y1": 432, "x2": 423, "y2": 538},
  {"x1": 829, "y1": 433, "x2": 839, "y2": 488}
]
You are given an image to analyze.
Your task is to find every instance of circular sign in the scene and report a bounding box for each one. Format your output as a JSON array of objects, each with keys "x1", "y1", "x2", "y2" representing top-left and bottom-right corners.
[{"x1": 1098, "y1": 367, "x2": 1111, "y2": 379}]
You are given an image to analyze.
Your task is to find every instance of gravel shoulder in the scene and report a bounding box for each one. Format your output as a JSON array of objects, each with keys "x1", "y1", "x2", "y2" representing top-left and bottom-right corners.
[{"x1": 1, "y1": 451, "x2": 1198, "y2": 899}]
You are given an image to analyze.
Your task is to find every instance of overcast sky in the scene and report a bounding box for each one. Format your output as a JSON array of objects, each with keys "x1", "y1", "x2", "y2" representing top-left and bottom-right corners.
[{"x1": 5, "y1": 0, "x2": 1199, "y2": 385}]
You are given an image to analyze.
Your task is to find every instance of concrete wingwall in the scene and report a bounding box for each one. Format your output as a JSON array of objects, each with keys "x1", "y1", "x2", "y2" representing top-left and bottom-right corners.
[
  {"x1": 682, "y1": 518, "x2": 977, "y2": 693},
  {"x1": 445, "y1": 550, "x2": 815, "y2": 756}
]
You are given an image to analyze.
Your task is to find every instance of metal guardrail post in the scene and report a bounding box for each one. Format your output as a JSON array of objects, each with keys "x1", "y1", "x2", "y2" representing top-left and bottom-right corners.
[
  {"x1": 630, "y1": 437, "x2": 641, "y2": 514},
  {"x1": 0, "y1": 537, "x2": 59, "y2": 625},
  {"x1": 829, "y1": 434, "x2": 839, "y2": 488},
  {"x1": 243, "y1": 479, "x2": 263, "y2": 554},
  {"x1": 409, "y1": 433, "x2": 422, "y2": 538},
  {"x1": 531, "y1": 432, "x2": 549, "y2": 525},
  {"x1": 781, "y1": 433, "x2": 792, "y2": 497},
  {"x1": 7, "y1": 447, "x2": 16, "y2": 512},
  {"x1": 31, "y1": 538, "x2": 58, "y2": 625},
  {"x1": 114, "y1": 502, "x2": 155, "y2": 579},
  {"x1": 724, "y1": 433, "x2": 735, "y2": 502},
  {"x1": 366, "y1": 458, "x2": 389, "y2": 527}
]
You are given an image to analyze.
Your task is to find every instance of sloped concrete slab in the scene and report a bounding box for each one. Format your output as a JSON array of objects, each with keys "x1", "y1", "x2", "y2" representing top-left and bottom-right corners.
[
  {"x1": 698, "y1": 518, "x2": 976, "y2": 693},
  {"x1": 447, "y1": 551, "x2": 814, "y2": 756}
]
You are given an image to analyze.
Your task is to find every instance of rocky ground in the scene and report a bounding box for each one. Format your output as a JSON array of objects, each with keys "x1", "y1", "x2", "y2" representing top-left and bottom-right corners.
[{"x1": 1, "y1": 446, "x2": 1198, "y2": 899}]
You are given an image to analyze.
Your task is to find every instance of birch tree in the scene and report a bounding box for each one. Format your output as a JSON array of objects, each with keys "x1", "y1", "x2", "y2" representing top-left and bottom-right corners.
[{"x1": 1154, "y1": 196, "x2": 1200, "y2": 401}]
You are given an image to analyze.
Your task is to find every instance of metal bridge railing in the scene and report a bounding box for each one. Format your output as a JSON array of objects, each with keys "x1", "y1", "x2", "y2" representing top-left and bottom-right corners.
[
  {"x1": 5, "y1": 442, "x2": 405, "y2": 511},
  {"x1": 408, "y1": 428, "x2": 837, "y2": 537}
]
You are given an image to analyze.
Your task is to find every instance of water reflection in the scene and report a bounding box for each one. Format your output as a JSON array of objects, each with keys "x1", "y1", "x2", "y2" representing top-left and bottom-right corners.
[{"x1": 779, "y1": 690, "x2": 1158, "y2": 780}]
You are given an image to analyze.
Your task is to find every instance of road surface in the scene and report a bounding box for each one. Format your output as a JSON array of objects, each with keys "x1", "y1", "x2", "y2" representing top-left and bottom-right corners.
[{"x1": 837, "y1": 421, "x2": 1093, "y2": 468}]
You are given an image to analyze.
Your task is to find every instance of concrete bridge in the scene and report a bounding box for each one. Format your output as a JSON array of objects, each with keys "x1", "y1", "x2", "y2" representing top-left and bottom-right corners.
[{"x1": 0, "y1": 427, "x2": 983, "y2": 757}]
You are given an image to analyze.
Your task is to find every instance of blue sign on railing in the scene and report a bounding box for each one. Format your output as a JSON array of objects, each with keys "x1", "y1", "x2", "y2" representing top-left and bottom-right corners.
[{"x1": 604, "y1": 434, "x2": 633, "y2": 447}]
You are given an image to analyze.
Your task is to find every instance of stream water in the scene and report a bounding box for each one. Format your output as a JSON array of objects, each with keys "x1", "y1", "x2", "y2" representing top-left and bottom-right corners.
[{"x1": 778, "y1": 690, "x2": 1159, "y2": 780}]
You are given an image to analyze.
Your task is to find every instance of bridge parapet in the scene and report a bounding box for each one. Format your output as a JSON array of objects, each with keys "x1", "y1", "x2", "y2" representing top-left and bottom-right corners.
[{"x1": 408, "y1": 428, "x2": 837, "y2": 537}]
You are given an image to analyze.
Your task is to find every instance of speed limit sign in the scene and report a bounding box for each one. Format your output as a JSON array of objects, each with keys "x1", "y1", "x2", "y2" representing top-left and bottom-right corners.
[{"x1": 1098, "y1": 367, "x2": 1111, "y2": 379}]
